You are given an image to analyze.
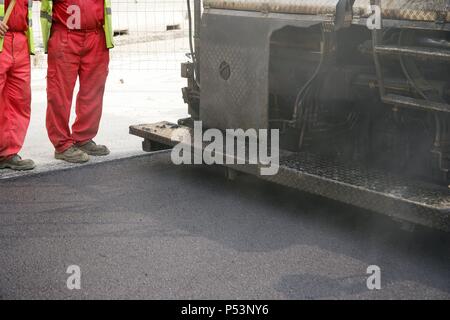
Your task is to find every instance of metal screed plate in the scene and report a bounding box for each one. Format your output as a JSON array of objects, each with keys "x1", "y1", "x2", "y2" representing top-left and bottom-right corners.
[{"x1": 130, "y1": 122, "x2": 450, "y2": 232}]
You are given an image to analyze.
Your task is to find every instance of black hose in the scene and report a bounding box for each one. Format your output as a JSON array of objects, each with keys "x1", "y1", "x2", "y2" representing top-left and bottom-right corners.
[
  {"x1": 398, "y1": 29, "x2": 445, "y2": 144},
  {"x1": 186, "y1": 0, "x2": 200, "y2": 87},
  {"x1": 292, "y1": 26, "x2": 326, "y2": 124}
]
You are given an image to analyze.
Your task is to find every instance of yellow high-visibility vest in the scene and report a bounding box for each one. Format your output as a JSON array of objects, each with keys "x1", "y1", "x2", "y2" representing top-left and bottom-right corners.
[
  {"x1": 40, "y1": 0, "x2": 114, "y2": 53},
  {"x1": 0, "y1": 0, "x2": 36, "y2": 54}
]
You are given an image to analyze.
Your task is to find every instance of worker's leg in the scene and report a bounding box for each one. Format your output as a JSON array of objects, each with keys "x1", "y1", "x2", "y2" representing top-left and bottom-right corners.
[
  {"x1": 0, "y1": 33, "x2": 31, "y2": 159},
  {"x1": 0, "y1": 36, "x2": 13, "y2": 160},
  {"x1": 72, "y1": 30, "x2": 110, "y2": 146},
  {"x1": 46, "y1": 27, "x2": 80, "y2": 153}
]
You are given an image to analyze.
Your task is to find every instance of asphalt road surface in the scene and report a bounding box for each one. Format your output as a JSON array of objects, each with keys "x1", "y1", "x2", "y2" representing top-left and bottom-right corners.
[{"x1": 0, "y1": 152, "x2": 449, "y2": 299}]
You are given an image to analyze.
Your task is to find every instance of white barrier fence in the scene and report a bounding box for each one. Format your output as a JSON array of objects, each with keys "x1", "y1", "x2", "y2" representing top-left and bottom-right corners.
[{"x1": 31, "y1": 0, "x2": 190, "y2": 70}]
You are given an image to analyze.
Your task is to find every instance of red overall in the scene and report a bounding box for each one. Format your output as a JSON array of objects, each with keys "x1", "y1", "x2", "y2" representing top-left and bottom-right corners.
[
  {"x1": 0, "y1": 0, "x2": 31, "y2": 159},
  {"x1": 46, "y1": 0, "x2": 109, "y2": 153}
]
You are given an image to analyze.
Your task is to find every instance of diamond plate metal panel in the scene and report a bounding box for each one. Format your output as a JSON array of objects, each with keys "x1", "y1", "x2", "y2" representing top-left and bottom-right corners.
[
  {"x1": 199, "y1": 13, "x2": 271, "y2": 131},
  {"x1": 202, "y1": 43, "x2": 265, "y2": 114}
]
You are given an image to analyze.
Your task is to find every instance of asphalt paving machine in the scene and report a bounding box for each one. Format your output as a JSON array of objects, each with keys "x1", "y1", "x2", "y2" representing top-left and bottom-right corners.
[{"x1": 130, "y1": 0, "x2": 450, "y2": 231}]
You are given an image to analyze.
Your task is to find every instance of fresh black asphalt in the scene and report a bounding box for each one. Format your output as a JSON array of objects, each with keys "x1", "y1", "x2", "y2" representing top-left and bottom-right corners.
[{"x1": 0, "y1": 153, "x2": 448, "y2": 299}]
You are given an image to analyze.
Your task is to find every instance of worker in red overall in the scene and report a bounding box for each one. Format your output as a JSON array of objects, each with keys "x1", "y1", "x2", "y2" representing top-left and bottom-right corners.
[
  {"x1": 0, "y1": 0, "x2": 35, "y2": 171},
  {"x1": 43, "y1": 0, "x2": 114, "y2": 163}
]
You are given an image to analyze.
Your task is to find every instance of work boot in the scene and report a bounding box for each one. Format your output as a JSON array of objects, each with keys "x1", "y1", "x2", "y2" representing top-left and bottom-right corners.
[
  {"x1": 76, "y1": 140, "x2": 110, "y2": 156},
  {"x1": 55, "y1": 146, "x2": 89, "y2": 163},
  {"x1": 0, "y1": 155, "x2": 36, "y2": 171}
]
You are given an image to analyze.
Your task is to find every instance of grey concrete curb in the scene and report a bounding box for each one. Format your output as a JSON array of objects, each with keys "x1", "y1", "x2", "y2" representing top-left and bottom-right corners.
[{"x1": 0, "y1": 150, "x2": 172, "y2": 182}]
